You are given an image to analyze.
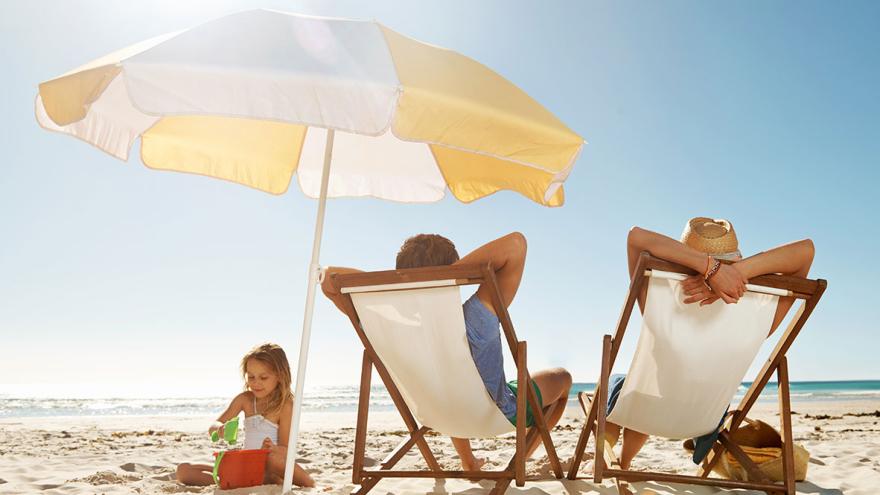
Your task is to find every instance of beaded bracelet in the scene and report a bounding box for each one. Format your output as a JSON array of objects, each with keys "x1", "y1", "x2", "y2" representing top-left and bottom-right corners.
[{"x1": 705, "y1": 258, "x2": 721, "y2": 281}]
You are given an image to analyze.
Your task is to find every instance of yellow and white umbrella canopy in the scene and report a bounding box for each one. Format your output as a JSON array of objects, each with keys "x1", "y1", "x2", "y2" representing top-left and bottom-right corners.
[
  {"x1": 37, "y1": 9, "x2": 583, "y2": 206},
  {"x1": 35, "y1": 9, "x2": 584, "y2": 492}
]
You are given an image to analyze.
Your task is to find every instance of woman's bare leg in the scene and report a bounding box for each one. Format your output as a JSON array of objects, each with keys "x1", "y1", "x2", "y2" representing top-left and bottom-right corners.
[
  {"x1": 604, "y1": 422, "x2": 622, "y2": 447},
  {"x1": 619, "y1": 429, "x2": 649, "y2": 469},
  {"x1": 175, "y1": 463, "x2": 214, "y2": 486}
]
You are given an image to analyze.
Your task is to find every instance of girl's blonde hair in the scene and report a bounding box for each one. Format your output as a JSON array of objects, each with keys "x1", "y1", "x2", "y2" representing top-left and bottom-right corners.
[{"x1": 240, "y1": 343, "x2": 294, "y2": 417}]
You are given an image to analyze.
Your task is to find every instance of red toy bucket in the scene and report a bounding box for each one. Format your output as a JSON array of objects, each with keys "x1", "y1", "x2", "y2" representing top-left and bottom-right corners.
[{"x1": 213, "y1": 448, "x2": 270, "y2": 489}]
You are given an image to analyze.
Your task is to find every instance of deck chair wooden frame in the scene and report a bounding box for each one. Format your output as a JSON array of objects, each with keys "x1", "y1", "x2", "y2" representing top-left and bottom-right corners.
[
  {"x1": 566, "y1": 252, "x2": 826, "y2": 495},
  {"x1": 328, "y1": 262, "x2": 564, "y2": 495}
]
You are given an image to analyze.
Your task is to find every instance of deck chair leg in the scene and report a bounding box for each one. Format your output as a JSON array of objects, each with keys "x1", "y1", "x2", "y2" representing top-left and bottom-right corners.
[
  {"x1": 719, "y1": 432, "x2": 770, "y2": 483},
  {"x1": 527, "y1": 402, "x2": 563, "y2": 479},
  {"x1": 517, "y1": 342, "x2": 563, "y2": 479},
  {"x1": 352, "y1": 478, "x2": 379, "y2": 495},
  {"x1": 595, "y1": 334, "x2": 612, "y2": 483},
  {"x1": 369, "y1": 357, "x2": 441, "y2": 471},
  {"x1": 489, "y1": 478, "x2": 512, "y2": 495},
  {"x1": 567, "y1": 391, "x2": 598, "y2": 479},
  {"x1": 354, "y1": 426, "x2": 431, "y2": 494},
  {"x1": 515, "y1": 341, "x2": 527, "y2": 487},
  {"x1": 499, "y1": 428, "x2": 538, "y2": 495},
  {"x1": 778, "y1": 357, "x2": 796, "y2": 495},
  {"x1": 700, "y1": 439, "x2": 728, "y2": 478},
  {"x1": 353, "y1": 351, "x2": 372, "y2": 483}
]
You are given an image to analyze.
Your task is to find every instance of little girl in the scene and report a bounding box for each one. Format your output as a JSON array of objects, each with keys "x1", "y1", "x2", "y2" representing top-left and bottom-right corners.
[{"x1": 176, "y1": 343, "x2": 315, "y2": 487}]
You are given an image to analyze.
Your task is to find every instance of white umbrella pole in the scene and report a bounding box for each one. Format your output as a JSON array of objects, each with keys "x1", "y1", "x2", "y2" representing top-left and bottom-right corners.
[{"x1": 282, "y1": 129, "x2": 335, "y2": 493}]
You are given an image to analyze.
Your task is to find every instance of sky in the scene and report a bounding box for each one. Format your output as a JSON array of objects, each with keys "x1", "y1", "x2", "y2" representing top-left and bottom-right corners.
[{"x1": 1, "y1": 0, "x2": 878, "y2": 399}]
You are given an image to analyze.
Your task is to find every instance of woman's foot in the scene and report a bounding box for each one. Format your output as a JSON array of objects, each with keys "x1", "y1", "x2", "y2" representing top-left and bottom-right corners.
[{"x1": 579, "y1": 391, "x2": 622, "y2": 447}]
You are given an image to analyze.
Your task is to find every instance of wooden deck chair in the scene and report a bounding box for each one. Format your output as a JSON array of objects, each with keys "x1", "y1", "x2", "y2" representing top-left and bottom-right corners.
[
  {"x1": 327, "y1": 263, "x2": 564, "y2": 494},
  {"x1": 567, "y1": 252, "x2": 826, "y2": 495}
]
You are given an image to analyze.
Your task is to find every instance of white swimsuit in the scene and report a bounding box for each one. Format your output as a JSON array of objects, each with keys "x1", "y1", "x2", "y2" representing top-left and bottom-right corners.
[{"x1": 244, "y1": 395, "x2": 279, "y2": 450}]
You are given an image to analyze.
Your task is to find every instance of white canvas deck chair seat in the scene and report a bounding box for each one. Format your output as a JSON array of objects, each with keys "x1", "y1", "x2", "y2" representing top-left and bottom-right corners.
[
  {"x1": 567, "y1": 253, "x2": 826, "y2": 495},
  {"x1": 328, "y1": 263, "x2": 564, "y2": 494}
]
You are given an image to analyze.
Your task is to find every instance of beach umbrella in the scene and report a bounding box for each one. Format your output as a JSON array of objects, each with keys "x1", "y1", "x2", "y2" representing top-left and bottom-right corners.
[{"x1": 35, "y1": 9, "x2": 584, "y2": 492}]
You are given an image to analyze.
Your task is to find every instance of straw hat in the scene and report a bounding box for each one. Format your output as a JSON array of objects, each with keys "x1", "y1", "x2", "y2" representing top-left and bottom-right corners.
[{"x1": 680, "y1": 217, "x2": 742, "y2": 259}]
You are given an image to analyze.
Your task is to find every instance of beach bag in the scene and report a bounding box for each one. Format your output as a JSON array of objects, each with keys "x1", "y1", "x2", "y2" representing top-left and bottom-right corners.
[{"x1": 685, "y1": 417, "x2": 809, "y2": 482}]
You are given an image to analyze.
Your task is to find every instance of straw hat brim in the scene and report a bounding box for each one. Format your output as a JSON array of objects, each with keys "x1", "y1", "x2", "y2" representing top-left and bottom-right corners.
[{"x1": 681, "y1": 217, "x2": 740, "y2": 257}]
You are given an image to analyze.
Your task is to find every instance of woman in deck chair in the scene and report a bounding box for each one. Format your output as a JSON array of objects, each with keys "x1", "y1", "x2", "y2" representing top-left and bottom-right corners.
[
  {"x1": 603, "y1": 217, "x2": 815, "y2": 471},
  {"x1": 321, "y1": 232, "x2": 572, "y2": 471}
]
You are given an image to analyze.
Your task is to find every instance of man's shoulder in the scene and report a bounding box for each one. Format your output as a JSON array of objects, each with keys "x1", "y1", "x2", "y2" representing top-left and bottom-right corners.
[{"x1": 463, "y1": 292, "x2": 499, "y2": 327}]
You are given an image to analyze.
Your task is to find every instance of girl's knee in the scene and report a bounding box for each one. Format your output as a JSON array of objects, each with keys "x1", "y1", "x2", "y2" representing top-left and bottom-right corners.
[
  {"x1": 175, "y1": 463, "x2": 192, "y2": 482},
  {"x1": 267, "y1": 448, "x2": 287, "y2": 471}
]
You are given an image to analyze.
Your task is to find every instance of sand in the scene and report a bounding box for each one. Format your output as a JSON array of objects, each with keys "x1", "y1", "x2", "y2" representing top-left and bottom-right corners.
[{"x1": 1, "y1": 401, "x2": 878, "y2": 494}]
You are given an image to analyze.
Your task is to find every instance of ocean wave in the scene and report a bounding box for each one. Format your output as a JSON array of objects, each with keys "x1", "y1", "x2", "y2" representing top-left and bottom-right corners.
[
  {"x1": 830, "y1": 390, "x2": 880, "y2": 396},
  {"x1": 3, "y1": 382, "x2": 879, "y2": 418}
]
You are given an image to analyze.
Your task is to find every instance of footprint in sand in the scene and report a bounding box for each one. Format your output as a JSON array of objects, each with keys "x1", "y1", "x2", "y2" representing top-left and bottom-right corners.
[
  {"x1": 159, "y1": 484, "x2": 206, "y2": 493},
  {"x1": 71, "y1": 471, "x2": 141, "y2": 485},
  {"x1": 120, "y1": 462, "x2": 164, "y2": 473},
  {"x1": 362, "y1": 457, "x2": 379, "y2": 467}
]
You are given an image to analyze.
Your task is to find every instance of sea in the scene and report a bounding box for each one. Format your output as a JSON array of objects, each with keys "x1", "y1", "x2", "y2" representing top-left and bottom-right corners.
[{"x1": 2, "y1": 381, "x2": 879, "y2": 418}]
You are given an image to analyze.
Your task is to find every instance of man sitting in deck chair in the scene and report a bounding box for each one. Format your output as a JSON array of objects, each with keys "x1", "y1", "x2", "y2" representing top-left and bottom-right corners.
[
  {"x1": 321, "y1": 232, "x2": 572, "y2": 471},
  {"x1": 604, "y1": 217, "x2": 815, "y2": 472}
]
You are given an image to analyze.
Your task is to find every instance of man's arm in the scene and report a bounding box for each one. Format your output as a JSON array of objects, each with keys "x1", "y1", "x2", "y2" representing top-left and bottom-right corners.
[
  {"x1": 320, "y1": 266, "x2": 364, "y2": 313},
  {"x1": 734, "y1": 239, "x2": 815, "y2": 332},
  {"x1": 455, "y1": 232, "x2": 527, "y2": 316}
]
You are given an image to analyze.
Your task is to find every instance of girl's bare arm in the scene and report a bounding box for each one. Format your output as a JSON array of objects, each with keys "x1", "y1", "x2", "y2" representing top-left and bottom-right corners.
[
  {"x1": 210, "y1": 392, "x2": 247, "y2": 434},
  {"x1": 276, "y1": 400, "x2": 293, "y2": 448}
]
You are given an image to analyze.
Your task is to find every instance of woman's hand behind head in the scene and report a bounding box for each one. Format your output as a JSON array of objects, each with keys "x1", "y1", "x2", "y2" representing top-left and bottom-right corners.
[{"x1": 707, "y1": 263, "x2": 747, "y2": 303}]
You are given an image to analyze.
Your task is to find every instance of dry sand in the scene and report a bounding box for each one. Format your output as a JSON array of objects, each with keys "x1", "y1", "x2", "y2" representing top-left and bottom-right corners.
[{"x1": 1, "y1": 401, "x2": 878, "y2": 494}]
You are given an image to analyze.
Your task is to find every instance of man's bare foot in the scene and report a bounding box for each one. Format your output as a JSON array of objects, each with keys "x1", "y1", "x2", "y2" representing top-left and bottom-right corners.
[{"x1": 461, "y1": 457, "x2": 487, "y2": 471}]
